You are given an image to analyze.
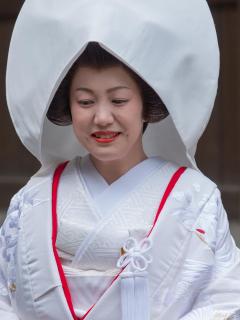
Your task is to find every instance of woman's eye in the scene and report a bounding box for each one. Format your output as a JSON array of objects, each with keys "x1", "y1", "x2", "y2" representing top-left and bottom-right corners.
[
  {"x1": 78, "y1": 100, "x2": 94, "y2": 107},
  {"x1": 112, "y1": 99, "x2": 128, "y2": 105}
]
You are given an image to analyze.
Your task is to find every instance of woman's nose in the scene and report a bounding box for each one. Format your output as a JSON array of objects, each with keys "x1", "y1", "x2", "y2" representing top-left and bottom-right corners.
[{"x1": 93, "y1": 104, "x2": 114, "y2": 126}]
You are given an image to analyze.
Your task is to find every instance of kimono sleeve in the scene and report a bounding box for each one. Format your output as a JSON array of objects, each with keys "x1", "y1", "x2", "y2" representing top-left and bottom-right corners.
[
  {"x1": 0, "y1": 189, "x2": 25, "y2": 320},
  {"x1": 180, "y1": 189, "x2": 240, "y2": 320}
]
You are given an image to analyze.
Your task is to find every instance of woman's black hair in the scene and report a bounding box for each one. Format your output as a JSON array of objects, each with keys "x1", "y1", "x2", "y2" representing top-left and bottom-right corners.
[{"x1": 47, "y1": 42, "x2": 169, "y2": 133}]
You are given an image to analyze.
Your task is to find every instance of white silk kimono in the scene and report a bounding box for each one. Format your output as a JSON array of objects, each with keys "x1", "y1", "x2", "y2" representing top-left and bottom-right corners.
[{"x1": 1, "y1": 156, "x2": 240, "y2": 320}]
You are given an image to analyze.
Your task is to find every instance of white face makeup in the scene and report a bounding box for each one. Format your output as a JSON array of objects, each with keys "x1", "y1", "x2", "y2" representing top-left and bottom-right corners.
[{"x1": 69, "y1": 65, "x2": 146, "y2": 165}]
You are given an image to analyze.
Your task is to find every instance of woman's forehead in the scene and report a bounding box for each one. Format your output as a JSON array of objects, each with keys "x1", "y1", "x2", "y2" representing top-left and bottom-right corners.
[{"x1": 71, "y1": 66, "x2": 140, "y2": 92}]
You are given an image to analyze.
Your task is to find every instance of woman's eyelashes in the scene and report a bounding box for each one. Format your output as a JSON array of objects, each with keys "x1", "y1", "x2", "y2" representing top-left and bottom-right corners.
[
  {"x1": 77, "y1": 99, "x2": 94, "y2": 107},
  {"x1": 112, "y1": 99, "x2": 129, "y2": 105},
  {"x1": 77, "y1": 98, "x2": 129, "y2": 107}
]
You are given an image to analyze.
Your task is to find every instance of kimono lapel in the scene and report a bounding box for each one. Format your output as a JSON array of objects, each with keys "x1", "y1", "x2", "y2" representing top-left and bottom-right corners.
[
  {"x1": 79, "y1": 155, "x2": 108, "y2": 200},
  {"x1": 85, "y1": 166, "x2": 218, "y2": 320},
  {"x1": 83, "y1": 166, "x2": 189, "y2": 320},
  {"x1": 15, "y1": 173, "x2": 75, "y2": 320},
  {"x1": 47, "y1": 161, "x2": 187, "y2": 320},
  {"x1": 84, "y1": 217, "x2": 190, "y2": 320},
  {"x1": 71, "y1": 157, "x2": 166, "y2": 267},
  {"x1": 79, "y1": 155, "x2": 166, "y2": 215}
]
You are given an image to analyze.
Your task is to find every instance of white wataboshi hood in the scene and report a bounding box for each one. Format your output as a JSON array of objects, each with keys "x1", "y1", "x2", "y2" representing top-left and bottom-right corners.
[{"x1": 6, "y1": 0, "x2": 219, "y2": 169}]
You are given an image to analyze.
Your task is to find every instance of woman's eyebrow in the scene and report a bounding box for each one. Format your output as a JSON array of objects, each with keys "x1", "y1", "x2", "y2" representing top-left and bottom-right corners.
[
  {"x1": 107, "y1": 86, "x2": 130, "y2": 93},
  {"x1": 75, "y1": 87, "x2": 93, "y2": 93},
  {"x1": 75, "y1": 86, "x2": 130, "y2": 93}
]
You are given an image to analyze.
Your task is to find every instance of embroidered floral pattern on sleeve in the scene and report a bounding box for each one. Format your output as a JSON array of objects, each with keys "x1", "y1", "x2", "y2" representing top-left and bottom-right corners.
[
  {"x1": 166, "y1": 188, "x2": 219, "y2": 303},
  {"x1": 0, "y1": 188, "x2": 24, "y2": 295},
  {"x1": 179, "y1": 307, "x2": 235, "y2": 320},
  {"x1": 171, "y1": 184, "x2": 206, "y2": 231},
  {"x1": 173, "y1": 259, "x2": 212, "y2": 302},
  {"x1": 0, "y1": 262, "x2": 8, "y2": 296},
  {"x1": 0, "y1": 186, "x2": 47, "y2": 297},
  {"x1": 171, "y1": 185, "x2": 219, "y2": 251}
]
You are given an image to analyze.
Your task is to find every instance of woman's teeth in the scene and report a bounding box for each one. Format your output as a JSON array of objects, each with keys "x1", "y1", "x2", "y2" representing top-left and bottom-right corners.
[{"x1": 93, "y1": 133, "x2": 119, "y2": 138}]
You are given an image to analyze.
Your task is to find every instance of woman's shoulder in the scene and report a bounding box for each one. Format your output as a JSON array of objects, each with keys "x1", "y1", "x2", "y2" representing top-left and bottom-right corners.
[
  {"x1": 165, "y1": 164, "x2": 225, "y2": 251},
  {"x1": 182, "y1": 166, "x2": 217, "y2": 192},
  {"x1": 161, "y1": 159, "x2": 217, "y2": 193},
  {"x1": 4, "y1": 160, "x2": 73, "y2": 216},
  {"x1": 161, "y1": 161, "x2": 220, "y2": 219},
  {"x1": 22, "y1": 158, "x2": 79, "y2": 193}
]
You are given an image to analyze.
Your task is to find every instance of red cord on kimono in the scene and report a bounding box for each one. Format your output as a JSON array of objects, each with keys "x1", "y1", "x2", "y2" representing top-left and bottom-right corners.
[{"x1": 52, "y1": 162, "x2": 186, "y2": 320}]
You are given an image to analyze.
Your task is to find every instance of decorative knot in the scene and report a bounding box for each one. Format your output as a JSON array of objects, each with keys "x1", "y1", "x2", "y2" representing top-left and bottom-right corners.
[{"x1": 117, "y1": 237, "x2": 152, "y2": 272}]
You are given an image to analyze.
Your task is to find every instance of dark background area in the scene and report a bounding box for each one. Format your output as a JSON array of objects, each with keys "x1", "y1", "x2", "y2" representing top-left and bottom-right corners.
[{"x1": 0, "y1": 1, "x2": 240, "y2": 224}]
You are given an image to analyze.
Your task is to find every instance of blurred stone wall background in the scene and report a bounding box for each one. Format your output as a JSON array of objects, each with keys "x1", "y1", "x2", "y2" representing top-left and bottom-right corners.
[{"x1": 0, "y1": 1, "x2": 240, "y2": 244}]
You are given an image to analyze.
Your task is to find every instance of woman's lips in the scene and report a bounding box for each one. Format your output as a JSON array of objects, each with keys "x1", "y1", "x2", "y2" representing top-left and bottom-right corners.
[{"x1": 91, "y1": 131, "x2": 121, "y2": 143}]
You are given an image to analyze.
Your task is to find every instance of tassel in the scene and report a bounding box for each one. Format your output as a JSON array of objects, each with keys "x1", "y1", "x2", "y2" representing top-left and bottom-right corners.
[
  {"x1": 117, "y1": 237, "x2": 152, "y2": 320},
  {"x1": 134, "y1": 271, "x2": 150, "y2": 320},
  {"x1": 120, "y1": 272, "x2": 135, "y2": 320}
]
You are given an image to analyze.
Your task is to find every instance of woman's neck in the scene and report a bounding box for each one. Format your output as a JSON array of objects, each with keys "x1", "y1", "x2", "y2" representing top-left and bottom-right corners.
[{"x1": 90, "y1": 149, "x2": 147, "y2": 185}]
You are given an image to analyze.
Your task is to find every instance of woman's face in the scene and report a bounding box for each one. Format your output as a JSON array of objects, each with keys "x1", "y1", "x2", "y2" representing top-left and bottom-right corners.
[{"x1": 69, "y1": 65, "x2": 145, "y2": 163}]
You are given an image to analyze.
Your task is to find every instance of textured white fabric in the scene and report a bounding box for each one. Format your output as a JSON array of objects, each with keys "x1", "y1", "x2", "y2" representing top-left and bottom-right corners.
[
  {"x1": 56, "y1": 157, "x2": 165, "y2": 270},
  {"x1": 63, "y1": 265, "x2": 117, "y2": 318},
  {"x1": 0, "y1": 188, "x2": 25, "y2": 296},
  {"x1": 0, "y1": 187, "x2": 28, "y2": 319},
  {"x1": 80, "y1": 155, "x2": 165, "y2": 209},
  {"x1": 55, "y1": 157, "x2": 167, "y2": 316},
  {"x1": 180, "y1": 307, "x2": 239, "y2": 319},
  {"x1": 80, "y1": 154, "x2": 109, "y2": 200}
]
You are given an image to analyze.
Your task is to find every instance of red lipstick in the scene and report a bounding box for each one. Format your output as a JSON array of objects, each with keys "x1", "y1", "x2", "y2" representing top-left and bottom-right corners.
[{"x1": 91, "y1": 131, "x2": 121, "y2": 143}]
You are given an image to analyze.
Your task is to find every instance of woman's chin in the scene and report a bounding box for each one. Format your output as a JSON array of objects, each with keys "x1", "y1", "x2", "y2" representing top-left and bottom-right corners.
[{"x1": 89, "y1": 150, "x2": 127, "y2": 164}]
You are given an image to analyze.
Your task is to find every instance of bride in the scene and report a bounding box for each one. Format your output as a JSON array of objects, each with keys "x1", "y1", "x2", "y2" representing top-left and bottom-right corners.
[{"x1": 1, "y1": 1, "x2": 240, "y2": 319}]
